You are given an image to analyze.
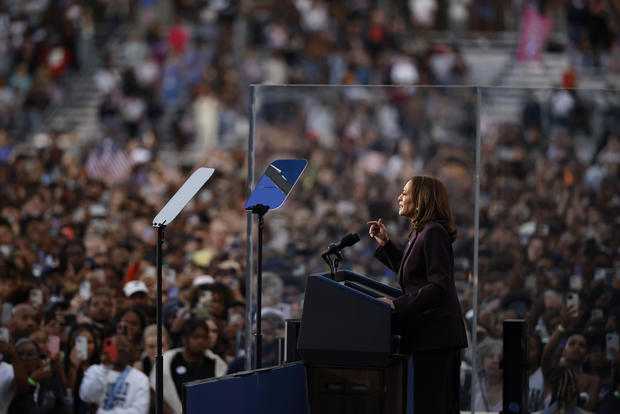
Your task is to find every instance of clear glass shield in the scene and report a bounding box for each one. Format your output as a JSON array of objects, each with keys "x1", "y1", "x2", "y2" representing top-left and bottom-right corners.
[
  {"x1": 477, "y1": 87, "x2": 620, "y2": 414},
  {"x1": 248, "y1": 84, "x2": 620, "y2": 412},
  {"x1": 251, "y1": 85, "x2": 478, "y2": 409}
]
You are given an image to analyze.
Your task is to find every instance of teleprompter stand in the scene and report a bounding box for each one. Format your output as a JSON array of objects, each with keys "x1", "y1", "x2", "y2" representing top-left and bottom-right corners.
[
  {"x1": 245, "y1": 159, "x2": 306, "y2": 369},
  {"x1": 152, "y1": 167, "x2": 215, "y2": 414}
]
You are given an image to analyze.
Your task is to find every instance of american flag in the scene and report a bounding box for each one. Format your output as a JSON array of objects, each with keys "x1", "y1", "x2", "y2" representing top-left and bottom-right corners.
[{"x1": 85, "y1": 140, "x2": 133, "y2": 183}]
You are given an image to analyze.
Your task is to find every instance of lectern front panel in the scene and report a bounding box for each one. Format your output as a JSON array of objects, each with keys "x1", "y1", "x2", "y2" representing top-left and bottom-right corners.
[{"x1": 298, "y1": 275, "x2": 392, "y2": 366}]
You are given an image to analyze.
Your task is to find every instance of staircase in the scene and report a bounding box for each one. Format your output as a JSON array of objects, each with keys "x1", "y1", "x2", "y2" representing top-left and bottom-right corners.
[
  {"x1": 31, "y1": 23, "x2": 128, "y2": 148},
  {"x1": 477, "y1": 50, "x2": 612, "y2": 125}
]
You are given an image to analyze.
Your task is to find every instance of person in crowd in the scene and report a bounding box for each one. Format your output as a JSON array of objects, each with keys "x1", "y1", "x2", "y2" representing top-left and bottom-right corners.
[
  {"x1": 43, "y1": 298, "x2": 70, "y2": 338},
  {"x1": 584, "y1": 332, "x2": 617, "y2": 407},
  {"x1": 123, "y1": 281, "x2": 152, "y2": 319},
  {"x1": 60, "y1": 241, "x2": 88, "y2": 283},
  {"x1": 63, "y1": 324, "x2": 101, "y2": 414},
  {"x1": 27, "y1": 329, "x2": 64, "y2": 388},
  {"x1": 542, "y1": 306, "x2": 600, "y2": 411},
  {"x1": 187, "y1": 282, "x2": 234, "y2": 327},
  {"x1": 80, "y1": 334, "x2": 150, "y2": 414},
  {"x1": 538, "y1": 366, "x2": 591, "y2": 414},
  {"x1": 8, "y1": 304, "x2": 39, "y2": 342},
  {"x1": 204, "y1": 316, "x2": 229, "y2": 362},
  {"x1": 116, "y1": 308, "x2": 147, "y2": 362},
  {"x1": 133, "y1": 324, "x2": 171, "y2": 376},
  {"x1": 368, "y1": 175, "x2": 468, "y2": 414},
  {"x1": 226, "y1": 309, "x2": 285, "y2": 374},
  {"x1": 28, "y1": 330, "x2": 49, "y2": 358},
  {"x1": 262, "y1": 272, "x2": 295, "y2": 319},
  {"x1": 152, "y1": 318, "x2": 226, "y2": 414},
  {"x1": 8, "y1": 338, "x2": 68, "y2": 414},
  {"x1": 214, "y1": 260, "x2": 245, "y2": 303},
  {"x1": 473, "y1": 338, "x2": 503, "y2": 412},
  {"x1": 528, "y1": 331, "x2": 547, "y2": 412},
  {"x1": 83, "y1": 289, "x2": 116, "y2": 338},
  {"x1": 0, "y1": 338, "x2": 28, "y2": 414},
  {"x1": 222, "y1": 302, "x2": 246, "y2": 364}
]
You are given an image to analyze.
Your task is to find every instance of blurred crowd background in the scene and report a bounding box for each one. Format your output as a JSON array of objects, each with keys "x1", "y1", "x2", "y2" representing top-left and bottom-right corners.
[{"x1": 0, "y1": 1, "x2": 619, "y2": 413}]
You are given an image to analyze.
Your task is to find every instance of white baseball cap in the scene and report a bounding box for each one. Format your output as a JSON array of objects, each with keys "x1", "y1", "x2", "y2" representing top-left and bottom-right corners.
[
  {"x1": 123, "y1": 280, "x2": 148, "y2": 297},
  {"x1": 192, "y1": 274, "x2": 215, "y2": 287}
]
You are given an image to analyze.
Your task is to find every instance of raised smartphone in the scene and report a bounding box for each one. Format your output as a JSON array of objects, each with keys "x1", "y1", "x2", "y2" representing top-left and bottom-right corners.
[{"x1": 75, "y1": 335, "x2": 88, "y2": 360}]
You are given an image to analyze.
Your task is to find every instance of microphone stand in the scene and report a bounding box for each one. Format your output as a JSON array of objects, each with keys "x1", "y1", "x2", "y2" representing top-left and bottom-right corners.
[{"x1": 321, "y1": 249, "x2": 344, "y2": 280}]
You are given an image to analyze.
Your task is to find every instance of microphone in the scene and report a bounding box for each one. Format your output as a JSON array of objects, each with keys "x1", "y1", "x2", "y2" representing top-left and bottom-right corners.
[{"x1": 321, "y1": 233, "x2": 360, "y2": 257}]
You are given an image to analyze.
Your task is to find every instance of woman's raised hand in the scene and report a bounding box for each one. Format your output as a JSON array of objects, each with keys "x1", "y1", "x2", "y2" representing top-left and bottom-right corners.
[{"x1": 367, "y1": 218, "x2": 389, "y2": 246}]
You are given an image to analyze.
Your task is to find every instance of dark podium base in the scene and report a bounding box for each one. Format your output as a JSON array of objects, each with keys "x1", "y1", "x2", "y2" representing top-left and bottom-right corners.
[{"x1": 307, "y1": 358, "x2": 407, "y2": 414}]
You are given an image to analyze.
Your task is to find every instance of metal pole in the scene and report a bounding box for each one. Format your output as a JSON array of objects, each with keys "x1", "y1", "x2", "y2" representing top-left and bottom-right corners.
[
  {"x1": 249, "y1": 204, "x2": 268, "y2": 368},
  {"x1": 255, "y1": 211, "x2": 264, "y2": 369},
  {"x1": 244, "y1": 85, "x2": 256, "y2": 370},
  {"x1": 470, "y1": 87, "x2": 482, "y2": 414},
  {"x1": 155, "y1": 225, "x2": 165, "y2": 414}
]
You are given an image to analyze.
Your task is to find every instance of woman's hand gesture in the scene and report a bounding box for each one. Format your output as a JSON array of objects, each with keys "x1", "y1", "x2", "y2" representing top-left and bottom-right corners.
[{"x1": 367, "y1": 218, "x2": 389, "y2": 246}]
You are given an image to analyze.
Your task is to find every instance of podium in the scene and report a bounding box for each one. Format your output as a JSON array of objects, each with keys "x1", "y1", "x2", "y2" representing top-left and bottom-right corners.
[
  {"x1": 183, "y1": 271, "x2": 410, "y2": 414},
  {"x1": 298, "y1": 271, "x2": 408, "y2": 414},
  {"x1": 298, "y1": 271, "x2": 401, "y2": 366}
]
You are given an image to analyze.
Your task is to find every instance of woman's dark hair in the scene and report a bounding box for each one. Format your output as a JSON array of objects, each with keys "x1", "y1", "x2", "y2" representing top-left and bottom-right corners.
[
  {"x1": 115, "y1": 306, "x2": 147, "y2": 332},
  {"x1": 63, "y1": 323, "x2": 102, "y2": 411},
  {"x1": 181, "y1": 318, "x2": 208, "y2": 338},
  {"x1": 549, "y1": 366, "x2": 579, "y2": 410},
  {"x1": 64, "y1": 323, "x2": 102, "y2": 374},
  {"x1": 407, "y1": 176, "x2": 457, "y2": 242},
  {"x1": 3, "y1": 281, "x2": 40, "y2": 304},
  {"x1": 204, "y1": 316, "x2": 229, "y2": 357},
  {"x1": 14, "y1": 338, "x2": 43, "y2": 357},
  {"x1": 527, "y1": 330, "x2": 543, "y2": 368},
  {"x1": 189, "y1": 282, "x2": 234, "y2": 310},
  {"x1": 59, "y1": 239, "x2": 86, "y2": 268}
]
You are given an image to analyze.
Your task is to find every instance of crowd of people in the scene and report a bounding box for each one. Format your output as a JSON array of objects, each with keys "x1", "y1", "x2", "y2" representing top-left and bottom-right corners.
[
  {"x1": 0, "y1": 0, "x2": 100, "y2": 132},
  {"x1": 247, "y1": 84, "x2": 618, "y2": 414},
  {"x1": 0, "y1": 1, "x2": 619, "y2": 414},
  {"x1": 564, "y1": 0, "x2": 620, "y2": 70},
  {"x1": 469, "y1": 85, "x2": 619, "y2": 414}
]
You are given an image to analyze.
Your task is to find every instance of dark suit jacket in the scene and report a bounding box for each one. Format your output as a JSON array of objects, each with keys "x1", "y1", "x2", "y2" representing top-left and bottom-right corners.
[{"x1": 374, "y1": 221, "x2": 468, "y2": 352}]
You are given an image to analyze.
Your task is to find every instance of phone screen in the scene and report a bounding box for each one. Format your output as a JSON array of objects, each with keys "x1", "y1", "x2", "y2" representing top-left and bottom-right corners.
[
  {"x1": 167, "y1": 285, "x2": 179, "y2": 300},
  {"x1": 47, "y1": 335, "x2": 60, "y2": 358},
  {"x1": 594, "y1": 267, "x2": 608, "y2": 282},
  {"x1": 566, "y1": 292, "x2": 579, "y2": 316},
  {"x1": 103, "y1": 337, "x2": 117, "y2": 363},
  {"x1": 79, "y1": 281, "x2": 92, "y2": 301},
  {"x1": 75, "y1": 336, "x2": 88, "y2": 360},
  {"x1": 0, "y1": 327, "x2": 9, "y2": 343},
  {"x1": 569, "y1": 275, "x2": 582, "y2": 291},
  {"x1": 1, "y1": 303, "x2": 12, "y2": 325}
]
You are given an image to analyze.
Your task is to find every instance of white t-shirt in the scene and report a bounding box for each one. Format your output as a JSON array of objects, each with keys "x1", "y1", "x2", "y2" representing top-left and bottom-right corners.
[
  {"x1": 80, "y1": 364, "x2": 149, "y2": 414},
  {"x1": 473, "y1": 375, "x2": 503, "y2": 412},
  {"x1": 0, "y1": 361, "x2": 15, "y2": 414},
  {"x1": 528, "y1": 367, "x2": 545, "y2": 411}
]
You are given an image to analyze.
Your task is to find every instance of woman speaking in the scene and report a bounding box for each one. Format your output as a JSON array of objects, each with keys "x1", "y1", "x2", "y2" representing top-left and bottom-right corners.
[{"x1": 368, "y1": 175, "x2": 468, "y2": 414}]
